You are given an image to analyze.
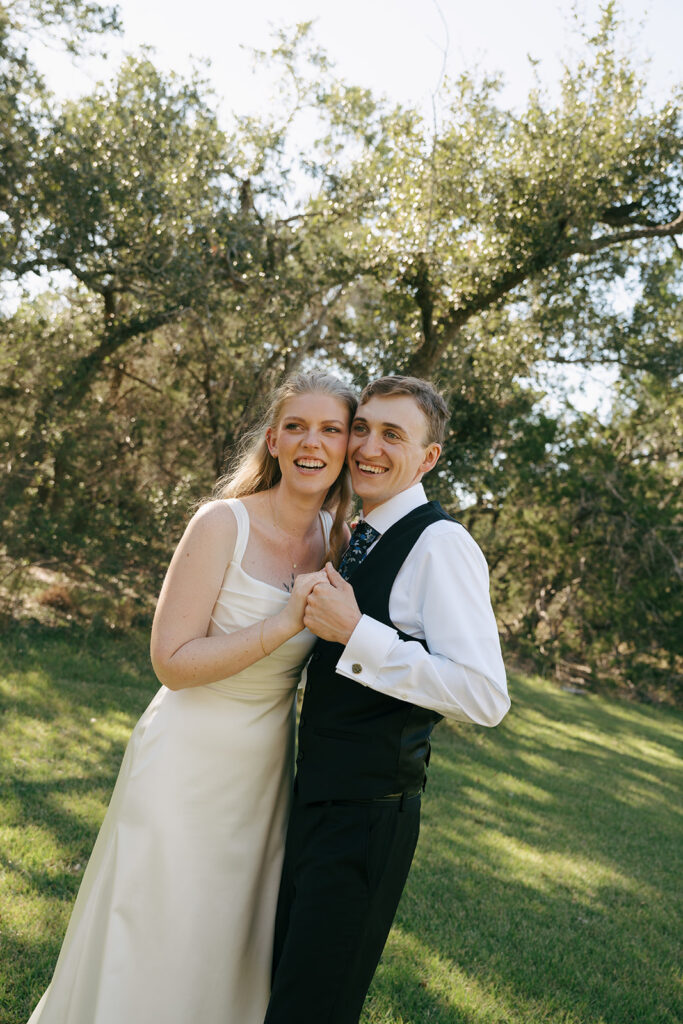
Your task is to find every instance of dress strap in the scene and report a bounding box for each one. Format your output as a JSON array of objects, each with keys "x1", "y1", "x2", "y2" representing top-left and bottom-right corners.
[
  {"x1": 319, "y1": 509, "x2": 333, "y2": 551},
  {"x1": 223, "y1": 498, "x2": 250, "y2": 565}
]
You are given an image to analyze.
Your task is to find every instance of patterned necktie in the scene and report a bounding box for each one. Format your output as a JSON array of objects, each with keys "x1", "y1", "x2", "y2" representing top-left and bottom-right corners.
[{"x1": 339, "y1": 521, "x2": 381, "y2": 580}]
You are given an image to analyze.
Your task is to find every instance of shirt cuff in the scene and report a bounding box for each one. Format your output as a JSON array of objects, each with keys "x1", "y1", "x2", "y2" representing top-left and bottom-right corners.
[{"x1": 336, "y1": 614, "x2": 397, "y2": 687}]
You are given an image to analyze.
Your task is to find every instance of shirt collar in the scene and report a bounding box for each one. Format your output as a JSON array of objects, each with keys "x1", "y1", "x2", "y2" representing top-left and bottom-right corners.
[{"x1": 361, "y1": 483, "x2": 428, "y2": 535}]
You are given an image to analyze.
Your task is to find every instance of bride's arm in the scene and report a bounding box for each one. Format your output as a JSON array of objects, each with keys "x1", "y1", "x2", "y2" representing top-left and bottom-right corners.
[{"x1": 150, "y1": 502, "x2": 323, "y2": 691}]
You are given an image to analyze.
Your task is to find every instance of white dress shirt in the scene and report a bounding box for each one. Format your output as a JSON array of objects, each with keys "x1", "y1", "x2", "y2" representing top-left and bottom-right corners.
[{"x1": 336, "y1": 483, "x2": 509, "y2": 726}]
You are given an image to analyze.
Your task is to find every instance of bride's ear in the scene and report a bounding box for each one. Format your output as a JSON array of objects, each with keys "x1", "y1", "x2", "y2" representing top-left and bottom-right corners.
[{"x1": 265, "y1": 427, "x2": 278, "y2": 457}]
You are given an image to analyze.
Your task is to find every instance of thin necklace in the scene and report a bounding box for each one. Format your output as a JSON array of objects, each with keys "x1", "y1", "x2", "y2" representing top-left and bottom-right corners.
[{"x1": 269, "y1": 491, "x2": 302, "y2": 593}]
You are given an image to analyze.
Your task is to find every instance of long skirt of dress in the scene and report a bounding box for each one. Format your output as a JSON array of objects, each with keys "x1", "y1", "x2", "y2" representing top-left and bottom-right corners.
[{"x1": 28, "y1": 677, "x2": 297, "y2": 1024}]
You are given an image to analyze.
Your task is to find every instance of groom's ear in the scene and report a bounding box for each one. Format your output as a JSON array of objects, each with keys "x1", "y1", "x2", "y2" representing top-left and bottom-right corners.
[{"x1": 419, "y1": 443, "x2": 441, "y2": 475}]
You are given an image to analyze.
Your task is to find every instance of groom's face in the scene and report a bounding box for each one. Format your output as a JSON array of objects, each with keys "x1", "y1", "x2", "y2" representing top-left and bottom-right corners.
[{"x1": 347, "y1": 394, "x2": 441, "y2": 514}]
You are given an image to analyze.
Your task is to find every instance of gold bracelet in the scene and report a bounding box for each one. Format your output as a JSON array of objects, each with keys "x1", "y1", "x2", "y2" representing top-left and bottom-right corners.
[{"x1": 259, "y1": 620, "x2": 268, "y2": 657}]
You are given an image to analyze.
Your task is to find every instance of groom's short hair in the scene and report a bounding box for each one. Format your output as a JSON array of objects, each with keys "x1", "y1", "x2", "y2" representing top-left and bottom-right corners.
[{"x1": 359, "y1": 376, "x2": 449, "y2": 446}]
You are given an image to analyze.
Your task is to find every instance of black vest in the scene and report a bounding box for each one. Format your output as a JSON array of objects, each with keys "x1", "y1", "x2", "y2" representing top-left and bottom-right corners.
[{"x1": 296, "y1": 501, "x2": 454, "y2": 802}]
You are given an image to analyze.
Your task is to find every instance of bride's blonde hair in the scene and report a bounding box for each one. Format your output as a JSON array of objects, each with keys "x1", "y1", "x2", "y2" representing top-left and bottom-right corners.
[{"x1": 214, "y1": 371, "x2": 357, "y2": 566}]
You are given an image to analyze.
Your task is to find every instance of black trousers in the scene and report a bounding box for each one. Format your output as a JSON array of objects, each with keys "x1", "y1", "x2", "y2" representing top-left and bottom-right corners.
[{"x1": 263, "y1": 791, "x2": 421, "y2": 1024}]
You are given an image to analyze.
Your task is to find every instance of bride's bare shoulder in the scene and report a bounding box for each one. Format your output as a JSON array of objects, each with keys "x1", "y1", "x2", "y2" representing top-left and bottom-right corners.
[
  {"x1": 180, "y1": 499, "x2": 239, "y2": 554},
  {"x1": 190, "y1": 498, "x2": 238, "y2": 524},
  {"x1": 195, "y1": 497, "x2": 241, "y2": 516}
]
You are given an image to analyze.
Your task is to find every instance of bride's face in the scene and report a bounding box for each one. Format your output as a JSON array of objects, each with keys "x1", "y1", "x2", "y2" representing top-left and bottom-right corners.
[{"x1": 267, "y1": 393, "x2": 350, "y2": 495}]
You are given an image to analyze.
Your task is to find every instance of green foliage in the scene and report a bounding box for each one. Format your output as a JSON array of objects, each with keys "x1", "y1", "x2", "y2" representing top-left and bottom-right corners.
[
  {"x1": 35, "y1": 57, "x2": 228, "y2": 301},
  {"x1": 297, "y1": 8, "x2": 682, "y2": 381},
  {"x1": 0, "y1": 5, "x2": 43, "y2": 271},
  {"x1": 5, "y1": 1, "x2": 121, "y2": 47},
  {"x1": 0, "y1": 0, "x2": 120, "y2": 269},
  {"x1": 467, "y1": 375, "x2": 682, "y2": 697},
  {"x1": 0, "y1": 290, "x2": 201, "y2": 601},
  {"x1": 0, "y1": 5, "x2": 681, "y2": 694}
]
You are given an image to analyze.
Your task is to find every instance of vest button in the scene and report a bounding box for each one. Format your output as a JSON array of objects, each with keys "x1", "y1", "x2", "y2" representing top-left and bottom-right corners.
[{"x1": 351, "y1": 663, "x2": 362, "y2": 674}]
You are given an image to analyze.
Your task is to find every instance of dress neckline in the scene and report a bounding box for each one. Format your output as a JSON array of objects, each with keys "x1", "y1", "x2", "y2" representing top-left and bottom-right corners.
[{"x1": 231, "y1": 498, "x2": 328, "y2": 595}]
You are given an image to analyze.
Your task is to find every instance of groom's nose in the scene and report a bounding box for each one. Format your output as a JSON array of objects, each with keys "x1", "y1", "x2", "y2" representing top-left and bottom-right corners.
[{"x1": 357, "y1": 430, "x2": 382, "y2": 457}]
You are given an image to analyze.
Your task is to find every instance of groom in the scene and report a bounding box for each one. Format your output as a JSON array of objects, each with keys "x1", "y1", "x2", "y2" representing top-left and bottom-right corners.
[{"x1": 263, "y1": 376, "x2": 509, "y2": 1024}]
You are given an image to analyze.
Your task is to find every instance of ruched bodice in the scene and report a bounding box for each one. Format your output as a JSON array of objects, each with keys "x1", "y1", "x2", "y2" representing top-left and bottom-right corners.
[{"x1": 207, "y1": 499, "x2": 319, "y2": 695}]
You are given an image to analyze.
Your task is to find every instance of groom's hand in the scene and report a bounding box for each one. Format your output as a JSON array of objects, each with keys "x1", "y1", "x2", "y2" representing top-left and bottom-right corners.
[{"x1": 303, "y1": 563, "x2": 362, "y2": 644}]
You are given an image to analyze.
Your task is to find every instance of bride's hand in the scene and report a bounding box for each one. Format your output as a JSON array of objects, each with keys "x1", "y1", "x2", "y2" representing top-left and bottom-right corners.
[{"x1": 276, "y1": 570, "x2": 328, "y2": 636}]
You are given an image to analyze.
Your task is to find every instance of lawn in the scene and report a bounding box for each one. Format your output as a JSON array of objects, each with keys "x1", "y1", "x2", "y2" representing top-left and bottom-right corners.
[{"x1": 1, "y1": 623, "x2": 681, "y2": 1024}]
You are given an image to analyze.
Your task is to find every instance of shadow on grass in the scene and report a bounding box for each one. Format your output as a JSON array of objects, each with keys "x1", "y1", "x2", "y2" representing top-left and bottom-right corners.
[
  {"x1": 364, "y1": 672, "x2": 683, "y2": 1024},
  {"x1": 0, "y1": 624, "x2": 156, "y2": 858},
  {"x1": 0, "y1": 619, "x2": 154, "y2": 708},
  {"x1": 0, "y1": 623, "x2": 159, "y2": 1022},
  {"x1": 3, "y1": 630, "x2": 682, "y2": 1024},
  {"x1": 0, "y1": 929, "x2": 65, "y2": 1024},
  {"x1": 1, "y1": 774, "x2": 119, "y2": 878}
]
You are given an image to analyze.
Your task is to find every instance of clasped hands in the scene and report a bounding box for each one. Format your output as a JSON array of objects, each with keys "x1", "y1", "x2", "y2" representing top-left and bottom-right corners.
[{"x1": 303, "y1": 563, "x2": 361, "y2": 645}]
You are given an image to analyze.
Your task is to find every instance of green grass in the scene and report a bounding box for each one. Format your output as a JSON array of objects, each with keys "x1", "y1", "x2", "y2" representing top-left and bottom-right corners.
[
  {"x1": 1, "y1": 624, "x2": 681, "y2": 1024},
  {"x1": 0, "y1": 622, "x2": 158, "y2": 1022}
]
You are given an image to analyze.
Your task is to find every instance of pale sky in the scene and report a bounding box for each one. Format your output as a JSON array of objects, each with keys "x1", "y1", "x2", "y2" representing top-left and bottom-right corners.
[{"x1": 35, "y1": 0, "x2": 681, "y2": 119}]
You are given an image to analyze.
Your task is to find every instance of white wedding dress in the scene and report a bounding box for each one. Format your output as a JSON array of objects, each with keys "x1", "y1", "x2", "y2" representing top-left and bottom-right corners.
[{"x1": 29, "y1": 499, "x2": 329, "y2": 1024}]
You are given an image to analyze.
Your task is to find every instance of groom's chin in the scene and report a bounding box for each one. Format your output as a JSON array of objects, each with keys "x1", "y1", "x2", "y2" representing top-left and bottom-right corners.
[{"x1": 349, "y1": 476, "x2": 374, "y2": 499}]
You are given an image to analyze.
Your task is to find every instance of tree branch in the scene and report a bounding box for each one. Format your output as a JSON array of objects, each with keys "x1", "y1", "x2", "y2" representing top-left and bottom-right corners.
[
  {"x1": 404, "y1": 210, "x2": 683, "y2": 377},
  {"x1": 572, "y1": 210, "x2": 683, "y2": 256}
]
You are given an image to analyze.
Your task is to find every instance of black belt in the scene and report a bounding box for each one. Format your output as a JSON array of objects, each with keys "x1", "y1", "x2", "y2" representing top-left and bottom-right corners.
[{"x1": 307, "y1": 791, "x2": 421, "y2": 810}]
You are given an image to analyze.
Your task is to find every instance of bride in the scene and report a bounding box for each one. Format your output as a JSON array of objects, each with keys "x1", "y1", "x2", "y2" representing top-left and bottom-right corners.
[{"x1": 28, "y1": 371, "x2": 356, "y2": 1024}]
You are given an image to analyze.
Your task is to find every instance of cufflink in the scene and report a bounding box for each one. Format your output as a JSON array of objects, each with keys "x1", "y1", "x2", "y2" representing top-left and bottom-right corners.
[{"x1": 351, "y1": 663, "x2": 362, "y2": 674}]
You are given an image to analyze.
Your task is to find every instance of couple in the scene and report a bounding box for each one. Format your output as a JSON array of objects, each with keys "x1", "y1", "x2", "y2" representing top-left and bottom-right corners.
[{"x1": 28, "y1": 372, "x2": 509, "y2": 1024}]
